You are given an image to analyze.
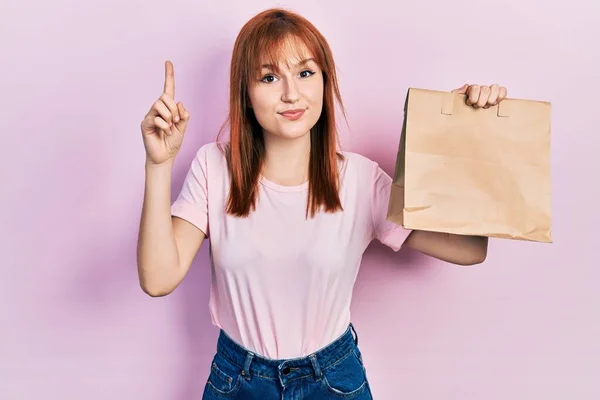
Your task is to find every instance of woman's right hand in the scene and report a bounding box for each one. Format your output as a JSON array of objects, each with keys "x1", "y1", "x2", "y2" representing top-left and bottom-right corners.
[{"x1": 140, "y1": 61, "x2": 190, "y2": 166}]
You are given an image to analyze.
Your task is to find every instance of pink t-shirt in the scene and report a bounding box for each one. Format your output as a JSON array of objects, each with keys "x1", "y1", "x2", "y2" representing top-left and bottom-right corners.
[{"x1": 170, "y1": 142, "x2": 411, "y2": 359}]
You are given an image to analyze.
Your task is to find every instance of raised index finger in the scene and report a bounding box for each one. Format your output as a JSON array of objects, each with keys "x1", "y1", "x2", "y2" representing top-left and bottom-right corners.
[{"x1": 163, "y1": 60, "x2": 175, "y2": 97}]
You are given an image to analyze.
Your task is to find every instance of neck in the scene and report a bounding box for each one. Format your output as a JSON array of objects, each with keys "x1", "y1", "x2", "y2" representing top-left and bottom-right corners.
[{"x1": 261, "y1": 132, "x2": 311, "y2": 186}]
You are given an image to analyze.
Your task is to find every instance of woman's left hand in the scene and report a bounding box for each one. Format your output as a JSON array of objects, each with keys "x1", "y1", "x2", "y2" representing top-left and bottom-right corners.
[{"x1": 451, "y1": 84, "x2": 507, "y2": 109}]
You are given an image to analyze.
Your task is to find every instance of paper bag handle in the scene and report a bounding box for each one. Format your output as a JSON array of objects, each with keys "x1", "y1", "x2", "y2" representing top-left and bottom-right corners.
[{"x1": 441, "y1": 92, "x2": 510, "y2": 117}]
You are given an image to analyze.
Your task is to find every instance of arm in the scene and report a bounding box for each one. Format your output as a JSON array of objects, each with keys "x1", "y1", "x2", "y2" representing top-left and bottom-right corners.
[
  {"x1": 136, "y1": 161, "x2": 205, "y2": 297},
  {"x1": 404, "y1": 230, "x2": 488, "y2": 266}
]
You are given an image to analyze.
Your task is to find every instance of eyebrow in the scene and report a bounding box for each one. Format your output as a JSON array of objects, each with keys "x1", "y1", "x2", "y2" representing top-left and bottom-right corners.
[{"x1": 260, "y1": 58, "x2": 315, "y2": 70}]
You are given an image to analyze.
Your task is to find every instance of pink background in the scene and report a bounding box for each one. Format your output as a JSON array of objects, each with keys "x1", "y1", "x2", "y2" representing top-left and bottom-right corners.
[{"x1": 2, "y1": 0, "x2": 599, "y2": 399}]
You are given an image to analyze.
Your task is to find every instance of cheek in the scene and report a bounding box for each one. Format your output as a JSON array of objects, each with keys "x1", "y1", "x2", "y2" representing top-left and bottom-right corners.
[
  {"x1": 307, "y1": 80, "x2": 324, "y2": 108},
  {"x1": 248, "y1": 91, "x2": 273, "y2": 121},
  {"x1": 309, "y1": 88, "x2": 324, "y2": 117}
]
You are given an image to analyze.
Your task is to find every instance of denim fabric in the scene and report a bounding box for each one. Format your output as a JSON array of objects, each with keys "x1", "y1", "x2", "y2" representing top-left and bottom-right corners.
[{"x1": 202, "y1": 323, "x2": 374, "y2": 399}]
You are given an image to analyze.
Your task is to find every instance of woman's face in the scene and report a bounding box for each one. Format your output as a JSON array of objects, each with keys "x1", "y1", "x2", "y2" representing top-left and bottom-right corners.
[{"x1": 247, "y1": 38, "x2": 324, "y2": 142}]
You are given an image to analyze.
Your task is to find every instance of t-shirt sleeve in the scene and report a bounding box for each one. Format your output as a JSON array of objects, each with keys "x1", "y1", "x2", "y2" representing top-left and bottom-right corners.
[
  {"x1": 370, "y1": 161, "x2": 411, "y2": 251},
  {"x1": 170, "y1": 146, "x2": 210, "y2": 237}
]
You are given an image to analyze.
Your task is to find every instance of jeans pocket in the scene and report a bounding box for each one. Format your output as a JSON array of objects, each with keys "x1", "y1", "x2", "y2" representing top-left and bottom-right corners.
[
  {"x1": 322, "y1": 348, "x2": 369, "y2": 398},
  {"x1": 204, "y1": 353, "x2": 243, "y2": 398}
]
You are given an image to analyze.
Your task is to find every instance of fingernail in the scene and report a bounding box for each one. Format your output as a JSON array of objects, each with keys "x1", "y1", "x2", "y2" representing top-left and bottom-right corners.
[{"x1": 175, "y1": 115, "x2": 180, "y2": 123}]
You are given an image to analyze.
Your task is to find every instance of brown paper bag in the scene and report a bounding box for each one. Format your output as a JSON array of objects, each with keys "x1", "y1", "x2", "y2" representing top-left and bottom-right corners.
[{"x1": 386, "y1": 88, "x2": 552, "y2": 243}]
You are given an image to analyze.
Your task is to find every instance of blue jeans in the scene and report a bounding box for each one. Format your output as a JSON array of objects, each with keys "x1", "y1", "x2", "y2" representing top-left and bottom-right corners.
[{"x1": 202, "y1": 323, "x2": 374, "y2": 399}]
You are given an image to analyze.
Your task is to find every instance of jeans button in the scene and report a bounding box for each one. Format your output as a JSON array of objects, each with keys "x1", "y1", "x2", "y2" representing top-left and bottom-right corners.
[{"x1": 282, "y1": 366, "x2": 291, "y2": 375}]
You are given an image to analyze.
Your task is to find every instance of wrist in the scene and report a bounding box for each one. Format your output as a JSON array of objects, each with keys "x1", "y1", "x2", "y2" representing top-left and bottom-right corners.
[{"x1": 145, "y1": 158, "x2": 175, "y2": 171}]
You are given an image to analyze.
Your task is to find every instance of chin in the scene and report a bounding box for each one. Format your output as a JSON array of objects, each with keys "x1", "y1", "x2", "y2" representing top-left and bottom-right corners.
[{"x1": 267, "y1": 123, "x2": 316, "y2": 141}]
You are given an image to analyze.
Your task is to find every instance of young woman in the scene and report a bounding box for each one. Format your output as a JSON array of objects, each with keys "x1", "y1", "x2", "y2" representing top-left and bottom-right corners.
[{"x1": 137, "y1": 8, "x2": 507, "y2": 400}]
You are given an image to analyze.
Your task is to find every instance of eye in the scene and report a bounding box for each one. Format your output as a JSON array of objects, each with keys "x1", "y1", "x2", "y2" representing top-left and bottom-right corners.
[
  {"x1": 260, "y1": 74, "x2": 278, "y2": 83},
  {"x1": 299, "y1": 70, "x2": 315, "y2": 78}
]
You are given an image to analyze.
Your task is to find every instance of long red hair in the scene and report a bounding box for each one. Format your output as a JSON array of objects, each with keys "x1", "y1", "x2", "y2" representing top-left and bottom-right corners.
[{"x1": 217, "y1": 8, "x2": 345, "y2": 218}]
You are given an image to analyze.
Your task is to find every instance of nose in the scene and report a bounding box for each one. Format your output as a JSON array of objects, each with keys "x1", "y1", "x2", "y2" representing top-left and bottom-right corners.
[{"x1": 281, "y1": 78, "x2": 300, "y2": 103}]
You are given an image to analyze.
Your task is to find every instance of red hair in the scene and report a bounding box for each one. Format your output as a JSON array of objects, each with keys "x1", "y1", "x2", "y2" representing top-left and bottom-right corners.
[{"x1": 217, "y1": 8, "x2": 345, "y2": 218}]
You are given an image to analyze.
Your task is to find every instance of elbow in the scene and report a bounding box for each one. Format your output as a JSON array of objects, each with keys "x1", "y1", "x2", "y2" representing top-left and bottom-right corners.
[
  {"x1": 456, "y1": 236, "x2": 488, "y2": 266},
  {"x1": 475, "y1": 251, "x2": 487, "y2": 265},
  {"x1": 140, "y1": 283, "x2": 173, "y2": 297},
  {"x1": 456, "y1": 250, "x2": 487, "y2": 266},
  {"x1": 136, "y1": 257, "x2": 179, "y2": 297},
  {"x1": 138, "y1": 272, "x2": 177, "y2": 297}
]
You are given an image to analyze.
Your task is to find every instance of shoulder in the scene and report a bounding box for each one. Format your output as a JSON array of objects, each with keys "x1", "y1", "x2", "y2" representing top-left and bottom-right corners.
[
  {"x1": 189, "y1": 141, "x2": 228, "y2": 169},
  {"x1": 340, "y1": 150, "x2": 377, "y2": 168},
  {"x1": 180, "y1": 142, "x2": 230, "y2": 187},
  {"x1": 339, "y1": 150, "x2": 380, "y2": 180},
  {"x1": 338, "y1": 150, "x2": 395, "y2": 197},
  {"x1": 193, "y1": 141, "x2": 226, "y2": 159}
]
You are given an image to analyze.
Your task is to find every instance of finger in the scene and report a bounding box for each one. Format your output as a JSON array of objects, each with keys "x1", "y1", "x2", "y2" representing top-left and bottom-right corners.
[
  {"x1": 451, "y1": 84, "x2": 469, "y2": 94},
  {"x1": 150, "y1": 99, "x2": 173, "y2": 125},
  {"x1": 153, "y1": 116, "x2": 170, "y2": 133},
  {"x1": 160, "y1": 93, "x2": 180, "y2": 124},
  {"x1": 498, "y1": 86, "x2": 507, "y2": 102},
  {"x1": 486, "y1": 84, "x2": 500, "y2": 107},
  {"x1": 164, "y1": 60, "x2": 175, "y2": 98},
  {"x1": 466, "y1": 85, "x2": 480, "y2": 106},
  {"x1": 490, "y1": 84, "x2": 500, "y2": 103},
  {"x1": 176, "y1": 102, "x2": 190, "y2": 133},
  {"x1": 476, "y1": 86, "x2": 490, "y2": 108}
]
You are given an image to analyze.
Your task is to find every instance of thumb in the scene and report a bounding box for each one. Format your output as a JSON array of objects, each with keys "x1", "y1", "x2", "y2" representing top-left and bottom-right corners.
[{"x1": 451, "y1": 83, "x2": 469, "y2": 94}]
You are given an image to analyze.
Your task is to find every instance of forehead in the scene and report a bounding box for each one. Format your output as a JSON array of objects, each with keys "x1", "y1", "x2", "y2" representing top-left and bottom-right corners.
[{"x1": 258, "y1": 36, "x2": 315, "y2": 69}]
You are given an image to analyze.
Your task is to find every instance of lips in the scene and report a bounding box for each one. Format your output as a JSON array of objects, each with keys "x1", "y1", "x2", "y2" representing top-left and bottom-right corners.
[{"x1": 279, "y1": 109, "x2": 306, "y2": 120}]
